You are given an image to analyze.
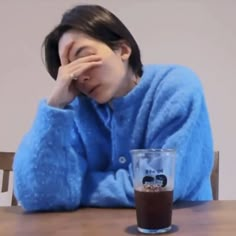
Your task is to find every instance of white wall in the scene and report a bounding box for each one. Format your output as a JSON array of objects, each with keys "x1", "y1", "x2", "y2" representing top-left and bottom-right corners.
[{"x1": 0, "y1": 0, "x2": 235, "y2": 200}]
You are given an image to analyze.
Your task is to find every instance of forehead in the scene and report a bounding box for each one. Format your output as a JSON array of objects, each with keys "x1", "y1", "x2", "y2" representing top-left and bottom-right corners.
[{"x1": 58, "y1": 30, "x2": 98, "y2": 56}]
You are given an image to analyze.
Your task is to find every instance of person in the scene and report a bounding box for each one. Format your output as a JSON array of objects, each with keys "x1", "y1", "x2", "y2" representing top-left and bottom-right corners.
[{"x1": 13, "y1": 4, "x2": 214, "y2": 212}]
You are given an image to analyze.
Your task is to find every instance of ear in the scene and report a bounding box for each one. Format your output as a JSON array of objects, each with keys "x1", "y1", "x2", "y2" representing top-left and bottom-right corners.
[{"x1": 116, "y1": 41, "x2": 132, "y2": 61}]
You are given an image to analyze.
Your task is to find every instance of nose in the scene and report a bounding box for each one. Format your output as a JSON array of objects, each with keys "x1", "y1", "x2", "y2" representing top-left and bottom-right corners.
[{"x1": 79, "y1": 73, "x2": 90, "y2": 83}]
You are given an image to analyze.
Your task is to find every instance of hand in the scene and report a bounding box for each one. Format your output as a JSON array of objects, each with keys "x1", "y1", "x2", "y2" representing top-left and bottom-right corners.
[{"x1": 47, "y1": 43, "x2": 102, "y2": 108}]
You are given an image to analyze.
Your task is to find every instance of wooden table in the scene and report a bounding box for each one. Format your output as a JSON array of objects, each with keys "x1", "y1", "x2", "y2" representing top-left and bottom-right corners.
[{"x1": 1, "y1": 201, "x2": 236, "y2": 235}]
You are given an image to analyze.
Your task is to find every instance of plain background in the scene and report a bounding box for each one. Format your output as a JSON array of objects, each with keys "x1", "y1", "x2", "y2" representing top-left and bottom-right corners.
[{"x1": 0, "y1": 0, "x2": 235, "y2": 200}]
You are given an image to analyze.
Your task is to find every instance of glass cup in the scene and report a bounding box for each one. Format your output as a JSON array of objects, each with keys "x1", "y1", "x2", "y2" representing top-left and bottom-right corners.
[{"x1": 130, "y1": 149, "x2": 176, "y2": 234}]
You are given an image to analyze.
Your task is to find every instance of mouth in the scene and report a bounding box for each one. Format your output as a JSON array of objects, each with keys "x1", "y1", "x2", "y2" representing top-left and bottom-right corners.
[{"x1": 88, "y1": 85, "x2": 100, "y2": 95}]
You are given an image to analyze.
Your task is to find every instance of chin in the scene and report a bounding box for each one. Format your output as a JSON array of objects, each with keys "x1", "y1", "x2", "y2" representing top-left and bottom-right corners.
[
  {"x1": 92, "y1": 94, "x2": 111, "y2": 104},
  {"x1": 94, "y1": 98, "x2": 110, "y2": 104}
]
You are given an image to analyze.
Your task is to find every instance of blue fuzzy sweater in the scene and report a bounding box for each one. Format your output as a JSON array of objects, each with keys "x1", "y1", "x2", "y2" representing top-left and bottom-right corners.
[{"x1": 13, "y1": 65, "x2": 214, "y2": 211}]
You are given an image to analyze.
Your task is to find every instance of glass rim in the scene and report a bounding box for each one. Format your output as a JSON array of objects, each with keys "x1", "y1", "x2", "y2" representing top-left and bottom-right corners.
[{"x1": 130, "y1": 148, "x2": 176, "y2": 154}]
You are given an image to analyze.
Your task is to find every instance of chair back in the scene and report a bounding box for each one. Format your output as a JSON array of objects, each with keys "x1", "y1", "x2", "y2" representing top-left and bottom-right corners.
[
  {"x1": 211, "y1": 151, "x2": 219, "y2": 200},
  {"x1": 0, "y1": 152, "x2": 17, "y2": 206}
]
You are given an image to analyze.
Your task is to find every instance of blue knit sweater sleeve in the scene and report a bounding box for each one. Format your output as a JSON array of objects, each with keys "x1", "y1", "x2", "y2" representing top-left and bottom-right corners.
[
  {"x1": 147, "y1": 66, "x2": 214, "y2": 201},
  {"x1": 81, "y1": 167, "x2": 134, "y2": 207},
  {"x1": 13, "y1": 100, "x2": 87, "y2": 211}
]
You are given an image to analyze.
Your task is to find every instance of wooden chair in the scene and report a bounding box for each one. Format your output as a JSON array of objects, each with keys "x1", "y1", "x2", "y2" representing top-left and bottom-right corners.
[
  {"x1": 0, "y1": 152, "x2": 17, "y2": 206},
  {"x1": 211, "y1": 151, "x2": 220, "y2": 200}
]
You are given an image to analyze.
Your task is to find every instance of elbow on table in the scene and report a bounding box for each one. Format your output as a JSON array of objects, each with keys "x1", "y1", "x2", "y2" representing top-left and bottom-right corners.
[{"x1": 14, "y1": 180, "x2": 80, "y2": 212}]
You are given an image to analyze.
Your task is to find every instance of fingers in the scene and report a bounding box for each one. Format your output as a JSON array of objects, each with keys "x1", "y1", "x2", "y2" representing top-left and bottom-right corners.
[
  {"x1": 71, "y1": 60, "x2": 102, "y2": 79},
  {"x1": 68, "y1": 54, "x2": 102, "y2": 70},
  {"x1": 60, "y1": 42, "x2": 74, "y2": 65},
  {"x1": 58, "y1": 53, "x2": 102, "y2": 82}
]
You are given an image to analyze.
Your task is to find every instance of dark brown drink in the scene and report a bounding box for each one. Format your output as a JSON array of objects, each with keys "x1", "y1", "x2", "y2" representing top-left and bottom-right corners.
[{"x1": 135, "y1": 189, "x2": 173, "y2": 230}]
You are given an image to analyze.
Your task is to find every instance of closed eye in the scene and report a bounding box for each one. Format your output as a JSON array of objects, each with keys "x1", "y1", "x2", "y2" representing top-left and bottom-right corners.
[
  {"x1": 77, "y1": 50, "x2": 94, "y2": 58},
  {"x1": 74, "y1": 46, "x2": 94, "y2": 59},
  {"x1": 69, "y1": 45, "x2": 96, "y2": 62}
]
